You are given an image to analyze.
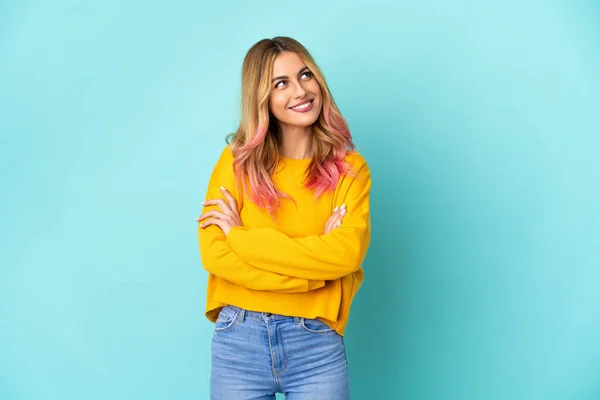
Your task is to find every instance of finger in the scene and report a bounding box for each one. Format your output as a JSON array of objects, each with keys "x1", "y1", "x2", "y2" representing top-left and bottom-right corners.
[
  {"x1": 199, "y1": 218, "x2": 223, "y2": 230},
  {"x1": 325, "y1": 218, "x2": 342, "y2": 234},
  {"x1": 329, "y1": 205, "x2": 346, "y2": 221},
  {"x1": 325, "y1": 213, "x2": 340, "y2": 233},
  {"x1": 331, "y1": 205, "x2": 348, "y2": 230},
  {"x1": 220, "y1": 186, "x2": 239, "y2": 211},
  {"x1": 324, "y1": 206, "x2": 341, "y2": 234},
  {"x1": 332, "y1": 204, "x2": 346, "y2": 218},
  {"x1": 203, "y1": 198, "x2": 233, "y2": 215},
  {"x1": 197, "y1": 210, "x2": 226, "y2": 222},
  {"x1": 324, "y1": 218, "x2": 333, "y2": 234},
  {"x1": 339, "y1": 205, "x2": 347, "y2": 219},
  {"x1": 331, "y1": 204, "x2": 346, "y2": 217}
]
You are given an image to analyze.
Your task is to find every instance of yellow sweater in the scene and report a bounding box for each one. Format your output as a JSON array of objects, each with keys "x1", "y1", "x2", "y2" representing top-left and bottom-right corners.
[{"x1": 198, "y1": 145, "x2": 371, "y2": 336}]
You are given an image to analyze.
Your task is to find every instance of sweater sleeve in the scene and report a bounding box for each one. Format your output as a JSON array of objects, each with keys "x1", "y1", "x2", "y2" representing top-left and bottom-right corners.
[
  {"x1": 198, "y1": 145, "x2": 326, "y2": 293},
  {"x1": 225, "y1": 162, "x2": 372, "y2": 280}
]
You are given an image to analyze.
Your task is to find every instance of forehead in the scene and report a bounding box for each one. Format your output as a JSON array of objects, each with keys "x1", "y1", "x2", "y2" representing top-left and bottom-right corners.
[{"x1": 272, "y1": 52, "x2": 307, "y2": 75}]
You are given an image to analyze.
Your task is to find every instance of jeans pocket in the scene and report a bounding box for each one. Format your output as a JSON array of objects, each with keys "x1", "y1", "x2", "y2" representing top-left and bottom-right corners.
[
  {"x1": 300, "y1": 317, "x2": 335, "y2": 334},
  {"x1": 214, "y1": 307, "x2": 240, "y2": 332}
]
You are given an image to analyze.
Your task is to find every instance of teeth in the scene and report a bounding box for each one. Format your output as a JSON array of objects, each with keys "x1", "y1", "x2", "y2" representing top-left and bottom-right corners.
[{"x1": 292, "y1": 100, "x2": 311, "y2": 110}]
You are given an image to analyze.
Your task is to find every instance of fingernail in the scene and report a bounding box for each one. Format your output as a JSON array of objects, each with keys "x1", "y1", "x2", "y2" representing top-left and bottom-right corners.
[
  {"x1": 220, "y1": 186, "x2": 226, "y2": 191},
  {"x1": 334, "y1": 206, "x2": 339, "y2": 212},
  {"x1": 337, "y1": 221, "x2": 341, "y2": 226},
  {"x1": 341, "y1": 209, "x2": 346, "y2": 215},
  {"x1": 195, "y1": 217, "x2": 200, "y2": 221},
  {"x1": 202, "y1": 201, "x2": 206, "y2": 205},
  {"x1": 341, "y1": 204, "x2": 346, "y2": 209}
]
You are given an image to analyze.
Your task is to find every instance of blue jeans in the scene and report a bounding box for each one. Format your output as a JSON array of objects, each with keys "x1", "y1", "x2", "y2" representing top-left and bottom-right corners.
[{"x1": 211, "y1": 305, "x2": 350, "y2": 399}]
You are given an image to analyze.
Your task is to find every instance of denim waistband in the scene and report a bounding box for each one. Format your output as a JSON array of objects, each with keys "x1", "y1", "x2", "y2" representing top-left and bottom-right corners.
[{"x1": 223, "y1": 305, "x2": 300, "y2": 323}]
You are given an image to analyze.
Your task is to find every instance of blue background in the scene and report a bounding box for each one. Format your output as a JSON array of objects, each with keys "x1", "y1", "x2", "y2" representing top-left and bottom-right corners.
[{"x1": 1, "y1": 1, "x2": 599, "y2": 399}]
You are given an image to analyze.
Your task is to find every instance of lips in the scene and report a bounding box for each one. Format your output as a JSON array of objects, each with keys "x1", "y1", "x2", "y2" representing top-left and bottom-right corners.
[
  {"x1": 289, "y1": 99, "x2": 313, "y2": 109},
  {"x1": 289, "y1": 99, "x2": 314, "y2": 113}
]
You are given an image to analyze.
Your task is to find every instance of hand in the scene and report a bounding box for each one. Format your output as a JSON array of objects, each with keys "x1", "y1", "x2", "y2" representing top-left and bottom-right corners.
[
  {"x1": 324, "y1": 204, "x2": 347, "y2": 234},
  {"x1": 196, "y1": 186, "x2": 242, "y2": 236}
]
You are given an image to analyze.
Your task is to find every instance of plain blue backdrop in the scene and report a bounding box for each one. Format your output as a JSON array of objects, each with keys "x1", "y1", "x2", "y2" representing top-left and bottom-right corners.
[{"x1": 1, "y1": 1, "x2": 599, "y2": 399}]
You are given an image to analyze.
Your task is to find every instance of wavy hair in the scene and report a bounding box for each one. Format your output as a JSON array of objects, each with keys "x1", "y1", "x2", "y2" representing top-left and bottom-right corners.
[{"x1": 227, "y1": 36, "x2": 356, "y2": 214}]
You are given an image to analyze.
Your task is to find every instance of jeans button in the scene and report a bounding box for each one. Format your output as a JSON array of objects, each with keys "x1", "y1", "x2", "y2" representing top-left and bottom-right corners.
[{"x1": 265, "y1": 313, "x2": 271, "y2": 317}]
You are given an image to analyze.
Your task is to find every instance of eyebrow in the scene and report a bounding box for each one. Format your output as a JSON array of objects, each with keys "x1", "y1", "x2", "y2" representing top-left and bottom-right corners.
[{"x1": 271, "y1": 66, "x2": 310, "y2": 83}]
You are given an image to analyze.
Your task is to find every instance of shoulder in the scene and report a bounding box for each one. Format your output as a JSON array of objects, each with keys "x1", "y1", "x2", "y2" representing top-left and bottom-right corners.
[
  {"x1": 208, "y1": 144, "x2": 236, "y2": 182},
  {"x1": 334, "y1": 150, "x2": 371, "y2": 204},
  {"x1": 217, "y1": 143, "x2": 235, "y2": 162},
  {"x1": 339, "y1": 150, "x2": 371, "y2": 195},
  {"x1": 344, "y1": 150, "x2": 368, "y2": 169},
  {"x1": 211, "y1": 144, "x2": 235, "y2": 171},
  {"x1": 344, "y1": 150, "x2": 370, "y2": 179}
]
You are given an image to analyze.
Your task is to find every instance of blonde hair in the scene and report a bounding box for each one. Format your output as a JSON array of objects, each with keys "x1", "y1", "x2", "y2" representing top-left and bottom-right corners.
[{"x1": 227, "y1": 36, "x2": 356, "y2": 215}]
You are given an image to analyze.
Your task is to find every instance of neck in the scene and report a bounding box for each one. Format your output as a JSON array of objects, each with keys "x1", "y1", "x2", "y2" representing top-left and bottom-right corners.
[{"x1": 278, "y1": 123, "x2": 313, "y2": 159}]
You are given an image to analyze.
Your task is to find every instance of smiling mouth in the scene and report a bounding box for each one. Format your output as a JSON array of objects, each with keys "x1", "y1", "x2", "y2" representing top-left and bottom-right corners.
[{"x1": 290, "y1": 99, "x2": 313, "y2": 111}]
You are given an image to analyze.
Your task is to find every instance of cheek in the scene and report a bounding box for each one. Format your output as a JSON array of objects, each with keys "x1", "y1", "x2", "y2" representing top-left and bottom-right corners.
[
  {"x1": 269, "y1": 93, "x2": 287, "y2": 116},
  {"x1": 308, "y1": 80, "x2": 321, "y2": 93},
  {"x1": 312, "y1": 86, "x2": 323, "y2": 108},
  {"x1": 310, "y1": 84, "x2": 323, "y2": 104}
]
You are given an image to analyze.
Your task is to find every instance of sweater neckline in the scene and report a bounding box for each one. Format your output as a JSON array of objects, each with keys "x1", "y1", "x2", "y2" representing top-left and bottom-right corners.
[{"x1": 279, "y1": 154, "x2": 313, "y2": 166}]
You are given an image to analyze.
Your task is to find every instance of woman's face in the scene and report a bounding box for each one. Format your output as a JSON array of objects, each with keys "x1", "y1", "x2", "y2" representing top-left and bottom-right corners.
[{"x1": 268, "y1": 52, "x2": 322, "y2": 131}]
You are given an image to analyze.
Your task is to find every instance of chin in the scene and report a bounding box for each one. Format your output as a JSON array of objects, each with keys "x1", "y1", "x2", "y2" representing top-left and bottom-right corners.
[
  {"x1": 288, "y1": 109, "x2": 321, "y2": 125},
  {"x1": 290, "y1": 116, "x2": 319, "y2": 128}
]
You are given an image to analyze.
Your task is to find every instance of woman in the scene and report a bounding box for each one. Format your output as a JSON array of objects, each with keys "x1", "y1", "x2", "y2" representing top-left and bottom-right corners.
[{"x1": 196, "y1": 36, "x2": 371, "y2": 399}]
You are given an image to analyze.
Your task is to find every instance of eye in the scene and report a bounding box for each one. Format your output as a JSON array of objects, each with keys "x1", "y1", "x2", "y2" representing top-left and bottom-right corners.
[
  {"x1": 275, "y1": 80, "x2": 286, "y2": 89},
  {"x1": 301, "y1": 71, "x2": 312, "y2": 79}
]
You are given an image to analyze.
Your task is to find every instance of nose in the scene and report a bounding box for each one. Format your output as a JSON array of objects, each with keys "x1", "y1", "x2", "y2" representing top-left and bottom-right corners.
[{"x1": 292, "y1": 81, "x2": 307, "y2": 98}]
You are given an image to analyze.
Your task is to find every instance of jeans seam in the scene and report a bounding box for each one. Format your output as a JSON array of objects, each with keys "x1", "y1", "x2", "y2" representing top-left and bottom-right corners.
[
  {"x1": 265, "y1": 319, "x2": 281, "y2": 392},
  {"x1": 276, "y1": 323, "x2": 288, "y2": 374},
  {"x1": 214, "y1": 309, "x2": 240, "y2": 332},
  {"x1": 299, "y1": 318, "x2": 335, "y2": 334}
]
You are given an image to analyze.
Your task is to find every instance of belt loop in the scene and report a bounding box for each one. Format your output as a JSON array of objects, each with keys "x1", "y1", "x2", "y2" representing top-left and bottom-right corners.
[{"x1": 239, "y1": 309, "x2": 245, "y2": 323}]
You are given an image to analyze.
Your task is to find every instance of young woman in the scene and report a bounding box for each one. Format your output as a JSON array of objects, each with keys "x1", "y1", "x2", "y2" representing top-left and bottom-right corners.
[{"x1": 196, "y1": 36, "x2": 371, "y2": 400}]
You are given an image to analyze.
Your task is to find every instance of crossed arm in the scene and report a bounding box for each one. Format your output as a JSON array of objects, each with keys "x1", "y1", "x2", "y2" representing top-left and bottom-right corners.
[
  {"x1": 223, "y1": 164, "x2": 371, "y2": 281},
  {"x1": 197, "y1": 147, "x2": 371, "y2": 289}
]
